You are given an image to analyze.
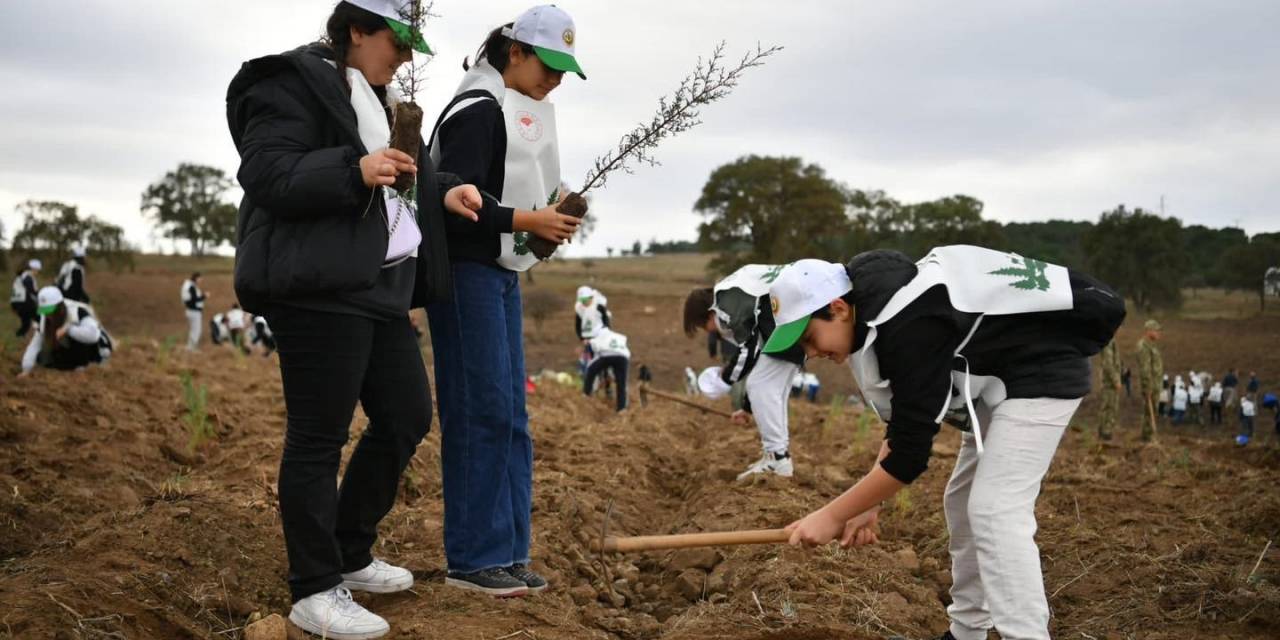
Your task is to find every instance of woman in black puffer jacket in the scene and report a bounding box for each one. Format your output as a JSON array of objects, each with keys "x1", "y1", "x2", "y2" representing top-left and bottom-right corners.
[{"x1": 225, "y1": 2, "x2": 508, "y2": 637}]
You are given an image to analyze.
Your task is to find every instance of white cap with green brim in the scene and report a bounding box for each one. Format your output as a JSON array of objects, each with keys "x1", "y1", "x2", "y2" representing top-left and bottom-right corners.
[
  {"x1": 346, "y1": 0, "x2": 433, "y2": 54},
  {"x1": 502, "y1": 5, "x2": 586, "y2": 80},
  {"x1": 762, "y1": 259, "x2": 852, "y2": 354},
  {"x1": 36, "y1": 286, "x2": 64, "y2": 316}
]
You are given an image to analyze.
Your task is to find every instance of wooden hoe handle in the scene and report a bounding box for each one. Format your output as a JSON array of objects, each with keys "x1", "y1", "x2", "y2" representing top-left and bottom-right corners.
[{"x1": 593, "y1": 528, "x2": 790, "y2": 553}]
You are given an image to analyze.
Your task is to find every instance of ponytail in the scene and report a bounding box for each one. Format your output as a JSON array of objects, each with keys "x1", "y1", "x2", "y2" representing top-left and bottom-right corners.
[{"x1": 462, "y1": 22, "x2": 534, "y2": 73}]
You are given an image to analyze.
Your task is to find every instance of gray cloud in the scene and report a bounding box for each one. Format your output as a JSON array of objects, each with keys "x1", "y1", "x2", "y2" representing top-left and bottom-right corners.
[{"x1": 1, "y1": 0, "x2": 1276, "y2": 258}]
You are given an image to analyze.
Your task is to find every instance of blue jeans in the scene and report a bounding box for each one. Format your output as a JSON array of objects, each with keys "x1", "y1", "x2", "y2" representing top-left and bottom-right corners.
[{"x1": 427, "y1": 262, "x2": 531, "y2": 573}]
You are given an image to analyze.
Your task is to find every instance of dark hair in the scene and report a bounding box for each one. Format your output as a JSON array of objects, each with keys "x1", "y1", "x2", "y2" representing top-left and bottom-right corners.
[
  {"x1": 42, "y1": 304, "x2": 68, "y2": 351},
  {"x1": 809, "y1": 291, "x2": 856, "y2": 321},
  {"x1": 325, "y1": 1, "x2": 393, "y2": 90},
  {"x1": 463, "y1": 23, "x2": 535, "y2": 73},
  {"x1": 191, "y1": 272, "x2": 202, "y2": 280},
  {"x1": 682, "y1": 287, "x2": 715, "y2": 337}
]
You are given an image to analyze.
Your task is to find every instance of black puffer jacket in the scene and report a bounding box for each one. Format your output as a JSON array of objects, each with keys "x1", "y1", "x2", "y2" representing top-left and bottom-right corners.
[
  {"x1": 226, "y1": 44, "x2": 480, "y2": 313},
  {"x1": 847, "y1": 250, "x2": 1124, "y2": 484}
]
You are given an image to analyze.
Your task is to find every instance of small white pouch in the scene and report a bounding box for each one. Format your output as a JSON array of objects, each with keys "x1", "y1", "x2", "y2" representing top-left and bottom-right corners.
[{"x1": 382, "y1": 189, "x2": 421, "y2": 267}]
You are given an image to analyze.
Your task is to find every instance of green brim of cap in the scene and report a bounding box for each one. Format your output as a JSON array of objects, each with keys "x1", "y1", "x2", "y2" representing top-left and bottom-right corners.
[
  {"x1": 385, "y1": 18, "x2": 432, "y2": 55},
  {"x1": 763, "y1": 316, "x2": 810, "y2": 354},
  {"x1": 578, "y1": 297, "x2": 592, "y2": 305},
  {"x1": 37, "y1": 303, "x2": 59, "y2": 316},
  {"x1": 533, "y1": 46, "x2": 586, "y2": 79}
]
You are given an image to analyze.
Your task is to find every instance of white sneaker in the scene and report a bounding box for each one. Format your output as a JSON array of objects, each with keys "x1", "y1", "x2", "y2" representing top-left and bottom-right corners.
[
  {"x1": 288, "y1": 586, "x2": 390, "y2": 640},
  {"x1": 342, "y1": 558, "x2": 414, "y2": 593},
  {"x1": 736, "y1": 451, "x2": 794, "y2": 481}
]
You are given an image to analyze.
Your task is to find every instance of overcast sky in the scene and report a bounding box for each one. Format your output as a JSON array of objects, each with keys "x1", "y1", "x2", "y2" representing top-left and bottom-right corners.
[{"x1": 1, "y1": 0, "x2": 1277, "y2": 257}]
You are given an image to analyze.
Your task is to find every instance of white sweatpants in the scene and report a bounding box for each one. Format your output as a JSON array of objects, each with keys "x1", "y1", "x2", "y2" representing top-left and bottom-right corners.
[
  {"x1": 745, "y1": 354, "x2": 800, "y2": 455},
  {"x1": 944, "y1": 397, "x2": 1081, "y2": 640},
  {"x1": 185, "y1": 309, "x2": 203, "y2": 350}
]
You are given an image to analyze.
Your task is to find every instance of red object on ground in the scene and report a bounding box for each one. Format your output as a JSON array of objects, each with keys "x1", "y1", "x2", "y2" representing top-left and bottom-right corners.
[{"x1": 526, "y1": 377, "x2": 537, "y2": 394}]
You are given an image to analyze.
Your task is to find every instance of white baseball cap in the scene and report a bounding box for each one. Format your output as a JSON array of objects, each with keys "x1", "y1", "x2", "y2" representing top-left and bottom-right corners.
[
  {"x1": 762, "y1": 259, "x2": 852, "y2": 354},
  {"x1": 345, "y1": 0, "x2": 433, "y2": 54},
  {"x1": 73, "y1": 245, "x2": 86, "y2": 258},
  {"x1": 576, "y1": 285, "x2": 593, "y2": 303},
  {"x1": 503, "y1": 5, "x2": 586, "y2": 79},
  {"x1": 37, "y1": 286, "x2": 64, "y2": 316},
  {"x1": 28, "y1": 259, "x2": 42, "y2": 271}
]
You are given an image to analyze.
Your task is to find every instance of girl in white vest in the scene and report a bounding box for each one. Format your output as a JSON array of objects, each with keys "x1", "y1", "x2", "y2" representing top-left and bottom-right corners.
[
  {"x1": 574, "y1": 285, "x2": 610, "y2": 339},
  {"x1": 425, "y1": 5, "x2": 586, "y2": 597},
  {"x1": 181, "y1": 272, "x2": 207, "y2": 351},
  {"x1": 767, "y1": 248, "x2": 1124, "y2": 640},
  {"x1": 20, "y1": 286, "x2": 112, "y2": 375},
  {"x1": 56, "y1": 246, "x2": 90, "y2": 304},
  {"x1": 10, "y1": 259, "x2": 41, "y2": 337},
  {"x1": 583, "y1": 327, "x2": 630, "y2": 412}
]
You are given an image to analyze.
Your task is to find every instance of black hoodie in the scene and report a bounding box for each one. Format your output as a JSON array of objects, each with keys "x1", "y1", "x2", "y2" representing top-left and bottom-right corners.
[
  {"x1": 225, "y1": 44, "x2": 511, "y2": 317},
  {"x1": 847, "y1": 250, "x2": 1121, "y2": 484}
]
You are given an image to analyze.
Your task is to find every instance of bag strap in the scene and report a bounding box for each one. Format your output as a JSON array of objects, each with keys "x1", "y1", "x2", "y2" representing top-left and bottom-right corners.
[{"x1": 426, "y1": 88, "x2": 498, "y2": 156}]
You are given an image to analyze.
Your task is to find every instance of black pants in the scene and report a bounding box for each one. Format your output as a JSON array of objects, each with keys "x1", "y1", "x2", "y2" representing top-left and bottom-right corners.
[
  {"x1": 270, "y1": 306, "x2": 432, "y2": 602},
  {"x1": 585, "y1": 355, "x2": 629, "y2": 412},
  {"x1": 11, "y1": 302, "x2": 35, "y2": 337},
  {"x1": 1209, "y1": 402, "x2": 1223, "y2": 425},
  {"x1": 37, "y1": 338, "x2": 104, "y2": 370}
]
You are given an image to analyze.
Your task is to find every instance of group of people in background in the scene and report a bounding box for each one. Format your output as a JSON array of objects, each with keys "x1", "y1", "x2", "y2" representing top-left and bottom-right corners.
[
  {"x1": 1101, "y1": 319, "x2": 1278, "y2": 446},
  {"x1": 11, "y1": 247, "x2": 113, "y2": 376},
  {"x1": 181, "y1": 272, "x2": 275, "y2": 357}
]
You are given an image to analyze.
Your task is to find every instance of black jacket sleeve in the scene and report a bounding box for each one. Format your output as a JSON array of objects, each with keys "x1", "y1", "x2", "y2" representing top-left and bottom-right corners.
[
  {"x1": 575, "y1": 314, "x2": 584, "y2": 339},
  {"x1": 436, "y1": 101, "x2": 513, "y2": 236},
  {"x1": 234, "y1": 77, "x2": 369, "y2": 219},
  {"x1": 23, "y1": 275, "x2": 37, "y2": 299},
  {"x1": 598, "y1": 304, "x2": 611, "y2": 328},
  {"x1": 876, "y1": 315, "x2": 960, "y2": 484}
]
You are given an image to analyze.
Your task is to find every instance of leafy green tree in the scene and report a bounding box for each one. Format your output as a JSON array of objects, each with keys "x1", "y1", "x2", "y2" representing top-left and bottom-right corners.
[
  {"x1": 1216, "y1": 236, "x2": 1280, "y2": 310},
  {"x1": 1083, "y1": 205, "x2": 1186, "y2": 312},
  {"x1": 140, "y1": 163, "x2": 238, "y2": 256},
  {"x1": 9, "y1": 200, "x2": 134, "y2": 271},
  {"x1": 695, "y1": 155, "x2": 849, "y2": 274}
]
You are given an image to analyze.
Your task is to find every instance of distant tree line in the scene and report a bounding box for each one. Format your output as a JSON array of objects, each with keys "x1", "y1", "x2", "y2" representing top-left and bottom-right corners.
[{"x1": 693, "y1": 154, "x2": 1280, "y2": 311}]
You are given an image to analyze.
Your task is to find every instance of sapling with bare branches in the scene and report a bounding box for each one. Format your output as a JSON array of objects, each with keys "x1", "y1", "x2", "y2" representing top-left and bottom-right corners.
[
  {"x1": 389, "y1": 0, "x2": 436, "y2": 192},
  {"x1": 527, "y1": 42, "x2": 782, "y2": 259}
]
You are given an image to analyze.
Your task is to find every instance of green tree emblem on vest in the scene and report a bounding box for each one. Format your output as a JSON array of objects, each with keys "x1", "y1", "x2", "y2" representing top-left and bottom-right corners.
[
  {"x1": 513, "y1": 232, "x2": 531, "y2": 255},
  {"x1": 989, "y1": 255, "x2": 1051, "y2": 291}
]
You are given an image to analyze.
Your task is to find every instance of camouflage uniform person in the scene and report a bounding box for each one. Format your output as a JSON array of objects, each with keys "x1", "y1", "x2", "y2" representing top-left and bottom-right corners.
[
  {"x1": 1135, "y1": 319, "x2": 1164, "y2": 441},
  {"x1": 1098, "y1": 338, "x2": 1122, "y2": 440}
]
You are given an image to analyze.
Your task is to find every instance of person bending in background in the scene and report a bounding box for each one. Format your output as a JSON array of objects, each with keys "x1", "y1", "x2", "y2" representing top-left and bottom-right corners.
[
  {"x1": 20, "y1": 286, "x2": 112, "y2": 375},
  {"x1": 583, "y1": 327, "x2": 631, "y2": 413}
]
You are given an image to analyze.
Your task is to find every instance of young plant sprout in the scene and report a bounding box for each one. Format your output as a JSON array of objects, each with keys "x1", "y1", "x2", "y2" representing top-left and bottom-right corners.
[{"x1": 389, "y1": 0, "x2": 436, "y2": 192}]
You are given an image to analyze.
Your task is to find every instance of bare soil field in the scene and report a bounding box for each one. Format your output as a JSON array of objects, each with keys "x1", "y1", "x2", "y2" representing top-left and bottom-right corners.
[{"x1": 1, "y1": 253, "x2": 1277, "y2": 639}]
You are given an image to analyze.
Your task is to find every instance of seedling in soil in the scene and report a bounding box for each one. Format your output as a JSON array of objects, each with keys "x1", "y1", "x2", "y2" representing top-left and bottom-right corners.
[
  {"x1": 181, "y1": 371, "x2": 213, "y2": 454},
  {"x1": 856, "y1": 410, "x2": 875, "y2": 441},
  {"x1": 893, "y1": 488, "x2": 914, "y2": 517},
  {"x1": 154, "y1": 472, "x2": 192, "y2": 502},
  {"x1": 155, "y1": 335, "x2": 177, "y2": 369}
]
